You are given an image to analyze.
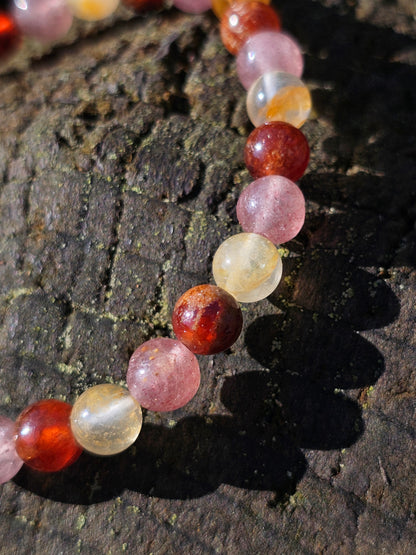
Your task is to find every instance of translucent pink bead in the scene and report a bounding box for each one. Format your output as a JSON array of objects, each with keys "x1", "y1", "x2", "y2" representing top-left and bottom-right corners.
[
  {"x1": 236, "y1": 31, "x2": 304, "y2": 90},
  {"x1": 11, "y1": 0, "x2": 73, "y2": 42},
  {"x1": 173, "y1": 0, "x2": 212, "y2": 13},
  {"x1": 127, "y1": 338, "x2": 201, "y2": 412},
  {"x1": 0, "y1": 416, "x2": 23, "y2": 484},
  {"x1": 236, "y1": 175, "x2": 305, "y2": 244}
]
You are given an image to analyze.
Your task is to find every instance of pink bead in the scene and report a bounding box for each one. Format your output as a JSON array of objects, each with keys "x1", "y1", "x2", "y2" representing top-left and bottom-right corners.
[
  {"x1": 237, "y1": 175, "x2": 305, "y2": 244},
  {"x1": 11, "y1": 0, "x2": 73, "y2": 42},
  {"x1": 173, "y1": 0, "x2": 212, "y2": 13},
  {"x1": 127, "y1": 338, "x2": 201, "y2": 412},
  {"x1": 0, "y1": 416, "x2": 23, "y2": 484},
  {"x1": 236, "y1": 31, "x2": 304, "y2": 90}
]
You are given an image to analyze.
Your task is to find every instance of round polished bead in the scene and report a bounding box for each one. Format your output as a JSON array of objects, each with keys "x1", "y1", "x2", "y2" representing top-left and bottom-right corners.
[
  {"x1": 237, "y1": 176, "x2": 305, "y2": 244},
  {"x1": 70, "y1": 384, "x2": 142, "y2": 456},
  {"x1": 0, "y1": 416, "x2": 24, "y2": 484},
  {"x1": 244, "y1": 121, "x2": 310, "y2": 181},
  {"x1": 236, "y1": 31, "x2": 304, "y2": 90},
  {"x1": 66, "y1": 0, "x2": 119, "y2": 21},
  {"x1": 220, "y1": 2, "x2": 281, "y2": 55},
  {"x1": 212, "y1": 0, "x2": 270, "y2": 19},
  {"x1": 0, "y1": 12, "x2": 21, "y2": 59},
  {"x1": 172, "y1": 284, "x2": 243, "y2": 354},
  {"x1": 127, "y1": 338, "x2": 200, "y2": 412},
  {"x1": 173, "y1": 0, "x2": 212, "y2": 13},
  {"x1": 247, "y1": 71, "x2": 312, "y2": 128},
  {"x1": 11, "y1": 0, "x2": 73, "y2": 42},
  {"x1": 15, "y1": 400, "x2": 82, "y2": 472},
  {"x1": 212, "y1": 232, "x2": 283, "y2": 302},
  {"x1": 122, "y1": 0, "x2": 163, "y2": 10}
]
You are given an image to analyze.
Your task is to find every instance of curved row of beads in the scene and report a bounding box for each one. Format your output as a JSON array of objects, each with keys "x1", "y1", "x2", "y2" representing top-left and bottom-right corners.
[{"x1": 0, "y1": 0, "x2": 312, "y2": 485}]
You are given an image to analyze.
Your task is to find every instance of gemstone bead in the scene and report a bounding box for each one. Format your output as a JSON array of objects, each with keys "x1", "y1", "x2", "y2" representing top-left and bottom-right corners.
[
  {"x1": 220, "y1": 2, "x2": 281, "y2": 55},
  {"x1": 127, "y1": 338, "x2": 201, "y2": 412},
  {"x1": 66, "y1": 0, "x2": 119, "y2": 21},
  {"x1": 172, "y1": 284, "x2": 243, "y2": 354},
  {"x1": 247, "y1": 71, "x2": 312, "y2": 128},
  {"x1": 0, "y1": 12, "x2": 21, "y2": 59},
  {"x1": 15, "y1": 400, "x2": 82, "y2": 472},
  {"x1": 244, "y1": 121, "x2": 310, "y2": 181},
  {"x1": 122, "y1": 0, "x2": 163, "y2": 10},
  {"x1": 173, "y1": 0, "x2": 212, "y2": 13},
  {"x1": 236, "y1": 31, "x2": 304, "y2": 90},
  {"x1": 237, "y1": 176, "x2": 305, "y2": 244},
  {"x1": 11, "y1": 0, "x2": 73, "y2": 42},
  {"x1": 70, "y1": 384, "x2": 142, "y2": 456},
  {"x1": 212, "y1": 232, "x2": 283, "y2": 302},
  {"x1": 0, "y1": 416, "x2": 24, "y2": 484},
  {"x1": 212, "y1": 0, "x2": 270, "y2": 19}
]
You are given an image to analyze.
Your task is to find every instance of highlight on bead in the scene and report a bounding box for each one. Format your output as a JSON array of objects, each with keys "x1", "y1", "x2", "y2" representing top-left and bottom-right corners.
[
  {"x1": 172, "y1": 284, "x2": 243, "y2": 354},
  {"x1": 247, "y1": 70, "x2": 312, "y2": 128},
  {"x1": 127, "y1": 338, "x2": 201, "y2": 412},
  {"x1": 212, "y1": 232, "x2": 283, "y2": 302},
  {"x1": 70, "y1": 384, "x2": 143, "y2": 456}
]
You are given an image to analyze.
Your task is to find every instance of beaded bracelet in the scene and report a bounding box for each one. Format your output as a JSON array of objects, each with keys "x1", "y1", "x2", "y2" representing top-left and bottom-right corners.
[{"x1": 0, "y1": 0, "x2": 312, "y2": 484}]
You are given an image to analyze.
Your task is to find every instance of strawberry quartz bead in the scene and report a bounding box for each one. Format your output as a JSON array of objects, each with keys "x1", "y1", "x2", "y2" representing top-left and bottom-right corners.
[
  {"x1": 244, "y1": 122, "x2": 310, "y2": 181},
  {"x1": 173, "y1": 0, "x2": 212, "y2": 13},
  {"x1": 15, "y1": 400, "x2": 82, "y2": 472},
  {"x1": 0, "y1": 12, "x2": 21, "y2": 59},
  {"x1": 212, "y1": 0, "x2": 270, "y2": 19},
  {"x1": 220, "y1": 2, "x2": 281, "y2": 55},
  {"x1": 237, "y1": 175, "x2": 305, "y2": 244},
  {"x1": 11, "y1": 0, "x2": 73, "y2": 42},
  {"x1": 127, "y1": 338, "x2": 200, "y2": 412},
  {"x1": 236, "y1": 31, "x2": 304, "y2": 90},
  {"x1": 172, "y1": 284, "x2": 243, "y2": 355},
  {"x1": 0, "y1": 416, "x2": 24, "y2": 484}
]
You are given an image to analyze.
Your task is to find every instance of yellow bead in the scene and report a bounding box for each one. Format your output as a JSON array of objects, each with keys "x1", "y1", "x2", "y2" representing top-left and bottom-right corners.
[
  {"x1": 67, "y1": 0, "x2": 119, "y2": 21},
  {"x1": 247, "y1": 71, "x2": 312, "y2": 128},
  {"x1": 212, "y1": 232, "x2": 283, "y2": 302},
  {"x1": 212, "y1": 0, "x2": 270, "y2": 19},
  {"x1": 70, "y1": 384, "x2": 142, "y2": 456}
]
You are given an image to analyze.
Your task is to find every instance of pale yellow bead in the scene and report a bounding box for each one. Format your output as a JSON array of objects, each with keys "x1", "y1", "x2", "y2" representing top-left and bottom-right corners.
[
  {"x1": 67, "y1": 0, "x2": 119, "y2": 21},
  {"x1": 70, "y1": 384, "x2": 142, "y2": 456},
  {"x1": 212, "y1": 232, "x2": 283, "y2": 302}
]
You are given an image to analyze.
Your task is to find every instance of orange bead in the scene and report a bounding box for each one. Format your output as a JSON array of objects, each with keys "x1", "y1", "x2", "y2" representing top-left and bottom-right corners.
[
  {"x1": 15, "y1": 400, "x2": 82, "y2": 472},
  {"x1": 220, "y1": 2, "x2": 281, "y2": 55},
  {"x1": 0, "y1": 12, "x2": 21, "y2": 60},
  {"x1": 212, "y1": 0, "x2": 270, "y2": 19}
]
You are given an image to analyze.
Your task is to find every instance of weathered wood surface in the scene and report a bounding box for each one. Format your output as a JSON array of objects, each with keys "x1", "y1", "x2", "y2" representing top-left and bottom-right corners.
[{"x1": 0, "y1": 1, "x2": 415, "y2": 553}]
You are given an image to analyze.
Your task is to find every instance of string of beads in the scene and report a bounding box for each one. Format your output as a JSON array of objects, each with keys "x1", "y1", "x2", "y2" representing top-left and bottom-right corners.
[{"x1": 0, "y1": 0, "x2": 312, "y2": 483}]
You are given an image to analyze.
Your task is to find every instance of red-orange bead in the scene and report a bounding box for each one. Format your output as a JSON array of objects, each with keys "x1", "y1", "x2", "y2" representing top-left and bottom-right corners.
[
  {"x1": 244, "y1": 122, "x2": 310, "y2": 181},
  {"x1": 172, "y1": 284, "x2": 243, "y2": 355},
  {"x1": 220, "y1": 2, "x2": 281, "y2": 55},
  {"x1": 0, "y1": 12, "x2": 21, "y2": 60},
  {"x1": 121, "y1": 0, "x2": 163, "y2": 11},
  {"x1": 15, "y1": 400, "x2": 82, "y2": 472}
]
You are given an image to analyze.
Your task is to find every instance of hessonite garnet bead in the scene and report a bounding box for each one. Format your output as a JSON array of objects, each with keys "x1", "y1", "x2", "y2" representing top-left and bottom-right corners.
[
  {"x1": 220, "y1": 2, "x2": 281, "y2": 55},
  {"x1": 172, "y1": 284, "x2": 243, "y2": 355},
  {"x1": 15, "y1": 399, "x2": 82, "y2": 472},
  {"x1": 244, "y1": 121, "x2": 310, "y2": 181},
  {"x1": 212, "y1": 0, "x2": 270, "y2": 19},
  {"x1": 0, "y1": 12, "x2": 21, "y2": 59}
]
